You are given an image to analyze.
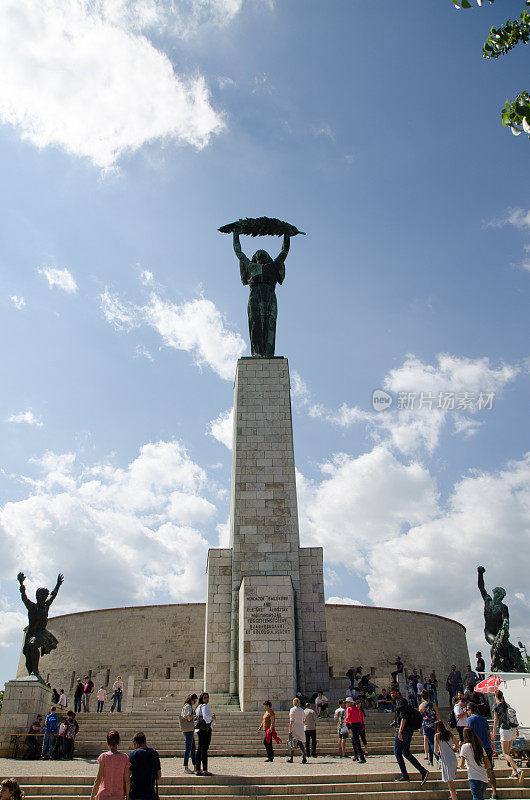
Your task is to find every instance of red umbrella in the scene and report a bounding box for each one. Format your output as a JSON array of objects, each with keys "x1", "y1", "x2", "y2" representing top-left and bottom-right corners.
[{"x1": 474, "y1": 675, "x2": 501, "y2": 694}]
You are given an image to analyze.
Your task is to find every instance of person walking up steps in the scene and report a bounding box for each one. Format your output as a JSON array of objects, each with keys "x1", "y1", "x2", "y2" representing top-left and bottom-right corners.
[
  {"x1": 459, "y1": 727, "x2": 492, "y2": 800},
  {"x1": 110, "y1": 677, "x2": 123, "y2": 713},
  {"x1": 419, "y1": 689, "x2": 440, "y2": 766},
  {"x1": 180, "y1": 693, "x2": 197, "y2": 773},
  {"x1": 287, "y1": 698, "x2": 307, "y2": 763},
  {"x1": 493, "y1": 689, "x2": 524, "y2": 782},
  {"x1": 345, "y1": 697, "x2": 366, "y2": 763},
  {"x1": 467, "y1": 702, "x2": 498, "y2": 800},
  {"x1": 434, "y1": 721, "x2": 459, "y2": 800},
  {"x1": 303, "y1": 703, "x2": 317, "y2": 758},
  {"x1": 390, "y1": 688, "x2": 429, "y2": 784},
  {"x1": 90, "y1": 730, "x2": 130, "y2": 800},
  {"x1": 334, "y1": 700, "x2": 348, "y2": 758},
  {"x1": 129, "y1": 732, "x2": 161, "y2": 800},
  {"x1": 257, "y1": 700, "x2": 276, "y2": 762}
]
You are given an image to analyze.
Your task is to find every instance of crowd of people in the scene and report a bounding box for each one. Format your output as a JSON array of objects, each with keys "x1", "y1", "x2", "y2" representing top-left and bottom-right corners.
[
  {"x1": 17, "y1": 675, "x2": 124, "y2": 761},
  {"x1": 6, "y1": 652, "x2": 526, "y2": 800},
  {"x1": 55, "y1": 676, "x2": 124, "y2": 714}
]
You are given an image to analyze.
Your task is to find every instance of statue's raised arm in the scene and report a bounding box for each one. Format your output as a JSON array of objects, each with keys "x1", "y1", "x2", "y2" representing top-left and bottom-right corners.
[
  {"x1": 233, "y1": 232, "x2": 250, "y2": 285},
  {"x1": 17, "y1": 572, "x2": 32, "y2": 611},
  {"x1": 46, "y1": 573, "x2": 64, "y2": 608},
  {"x1": 274, "y1": 235, "x2": 290, "y2": 285},
  {"x1": 477, "y1": 566, "x2": 490, "y2": 602}
]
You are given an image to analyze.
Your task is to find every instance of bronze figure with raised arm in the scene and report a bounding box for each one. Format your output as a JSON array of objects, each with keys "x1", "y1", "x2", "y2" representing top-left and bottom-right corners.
[
  {"x1": 477, "y1": 566, "x2": 526, "y2": 673},
  {"x1": 17, "y1": 571, "x2": 64, "y2": 682},
  {"x1": 232, "y1": 231, "x2": 290, "y2": 358}
]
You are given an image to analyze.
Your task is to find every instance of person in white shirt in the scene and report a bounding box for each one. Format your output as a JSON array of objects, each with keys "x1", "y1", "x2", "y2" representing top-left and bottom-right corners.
[
  {"x1": 287, "y1": 698, "x2": 307, "y2": 763},
  {"x1": 96, "y1": 687, "x2": 107, "y2": 713},
  {"x1": 459, "y1": 727, "x2": 491, "y2": 800},
  {"x1": 334, "y1": 700, "x2": 348, "y2": 758},
  {"x1": 110, "y1": 677, "x2": 123, "y2": 713},
  {"x1": 303, "y1": 703, "x2": 317, "y2": 758},
  {"x1": 315, "y1": 691, "x2": 329, "y2": 717},
  {"x1": 454, "y1": 694, "x2": 468, "y2": 742},
  {"x1": 58, "y1": 690, "x2": 67, "y2": 709},
  {"x1": 194, "y1": 691, "x2": 215, "y2": 776}
]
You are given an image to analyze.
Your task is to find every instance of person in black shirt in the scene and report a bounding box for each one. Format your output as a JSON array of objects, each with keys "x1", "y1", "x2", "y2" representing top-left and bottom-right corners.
[
  {"x1": 389, "y1": 657, "x2": 403, "y2": 683},
  {"x1": 476, "y1": 652, "x2": 485, "y2": 681},
  {"x1": 390, "y1": 689, "x2": 429, "y2": 784},
  {"x1": 129, "y1": 732, "x2": 161, "y2": 800}
]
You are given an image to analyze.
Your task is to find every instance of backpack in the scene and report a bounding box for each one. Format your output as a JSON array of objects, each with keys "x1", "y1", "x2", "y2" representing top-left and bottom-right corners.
[
  {"x1": 448, "y1": 709, "x2": 457, "y2": 728},
  {"x1": 46, "y1": 713, "x2": 58, "y2": 734},
  {"x1": 506, "y1": 706, "x2": 519, "y2": 728},
  {"x1": 406, "y1": 705, "x2": 423, "y2": 731}
]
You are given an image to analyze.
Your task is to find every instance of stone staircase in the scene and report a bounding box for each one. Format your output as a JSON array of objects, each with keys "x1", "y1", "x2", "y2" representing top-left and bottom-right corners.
[
  {"x1": 72, "y1": 710, "x2": 428, "y2": 758},
  {"x1": 9, "y1": 769, "x2": 530, "y2": 800}
]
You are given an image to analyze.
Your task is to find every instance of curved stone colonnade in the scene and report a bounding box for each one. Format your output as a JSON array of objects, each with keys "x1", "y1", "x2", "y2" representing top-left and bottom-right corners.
[{"x1": 16, "y1": 602, "x2": 469, "y2": 703}]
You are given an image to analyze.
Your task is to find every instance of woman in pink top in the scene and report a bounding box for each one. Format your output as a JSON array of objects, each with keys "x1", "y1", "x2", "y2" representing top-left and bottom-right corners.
[{"x1": 90, "y1": 730, "x2": 130, "y2": 800}]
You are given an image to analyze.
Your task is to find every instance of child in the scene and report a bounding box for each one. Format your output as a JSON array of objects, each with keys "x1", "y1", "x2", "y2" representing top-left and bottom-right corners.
[
  {"x1": 434, "y1": 721, "x2": 458, "y2": 800},
  {"x1": 407, "y1": 677, "x2": 418, "y2": 708},
  {"x1": 96, "y1": 687, "x2": 107, "y2": 713},
  {"x1": 459, "y1": 727, "x2": 491, "y2": 800}
]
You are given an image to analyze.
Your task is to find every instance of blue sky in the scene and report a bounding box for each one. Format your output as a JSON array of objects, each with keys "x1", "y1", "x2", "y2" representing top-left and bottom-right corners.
[{"x1": 1, "y1": 0, "x2": 529, "y2": 687}]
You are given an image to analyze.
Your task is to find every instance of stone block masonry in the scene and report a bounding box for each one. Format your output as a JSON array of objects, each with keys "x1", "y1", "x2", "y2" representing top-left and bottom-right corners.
[{"x1": 204, "y1": 357, "x2": 329, "y2": 710}]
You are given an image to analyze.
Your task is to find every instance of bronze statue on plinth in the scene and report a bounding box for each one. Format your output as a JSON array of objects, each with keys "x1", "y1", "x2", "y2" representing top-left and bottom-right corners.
[
  {"x1": 219, "y1": 217, "x2": 305, "y2": 358},
  {"x1": 17, "y1": 571, "x2": 64, "y2": 682}
]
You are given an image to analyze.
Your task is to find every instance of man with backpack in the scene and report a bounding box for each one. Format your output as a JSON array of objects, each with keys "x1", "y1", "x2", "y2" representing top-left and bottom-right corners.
[
  {"x1": 41, "y1": 706, "x2": 58, "y2": 759},
  {"x1": 390, "y1": 688, "x2": 429, "y2": 784}
]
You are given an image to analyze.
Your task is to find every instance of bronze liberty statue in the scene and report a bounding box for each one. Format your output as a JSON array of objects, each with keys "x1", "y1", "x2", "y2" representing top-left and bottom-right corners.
[
  {"x1": 17, "y1": 571, "x2": 64, "y2": 682},
  {"x1": 219, "y1": 217, "x2": 305, "y2": 357},
  {"x1": 477, "y1": 566, "x2": 526, "y2": 672}
]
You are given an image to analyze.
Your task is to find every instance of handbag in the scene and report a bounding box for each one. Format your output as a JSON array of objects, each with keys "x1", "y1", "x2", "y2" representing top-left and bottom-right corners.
[{"x1": 194, "y1": 706, "x2": 211, "y2": 731}]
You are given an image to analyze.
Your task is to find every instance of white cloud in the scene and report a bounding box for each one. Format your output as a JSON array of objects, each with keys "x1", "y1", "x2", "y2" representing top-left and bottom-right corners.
[
  {"x1": 38, "y1": 267, "x2": 78, "y2": 294},
  {"x1": 485, "y1": 208, "x2": 530, "y2": 230},
  {"x1": 10, "y1": 295, "x2": 25, "y2": 310},
  {"x1": 216, "y1": 516, "x2": 230, "y2": 547},
  {"x1": 6, "y1": 411, "x2": 43, "y2": 428},
  {"x1": 311, "y1": 123, "x2": 335, "y2": 142},
  {"x1": 208, "y1": 407, "x2": 233, "y2": 449},
  {"x1": 139, "y1": 269, "x2": 155, "y2": 286},
  {"x1": 326, "y1": 596, "x2": 362, "y2": 605},
  {"x1": 297, "y1": 446, "x2": 439, "y2": 572},
  {"x1": 100, "y1": 285, "x2": 246, "y2": 380},
  {"x1": 100, "y1": 288, "x2": 138, "y2": 331},
  {"x1": 296, "y1": 354, "x2": 519, "y2": 456},
  {"x1": 0, "y1": 0, "x2": 227, "y2": 169},
  {"x1": 144, "y1": 294, "x2": 245, "y2": 380},
  {"x1": 452, "y1": 414, "x2": 484, "y2": 439},
  {"x1": 365, "y1": 453, "x2": 530, "y2": 657},
  {"x1": 0, "y1": 440, "x2": 219, "y2": 610},
  {"x1": 0, "y1": 610, "x2": 26, "y2": 648}
]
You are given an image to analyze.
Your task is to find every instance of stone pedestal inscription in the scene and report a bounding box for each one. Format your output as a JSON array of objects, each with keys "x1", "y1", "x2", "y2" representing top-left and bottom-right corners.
[{"x1": 239, "y1": 575, "x2": 295, "y2": 711}]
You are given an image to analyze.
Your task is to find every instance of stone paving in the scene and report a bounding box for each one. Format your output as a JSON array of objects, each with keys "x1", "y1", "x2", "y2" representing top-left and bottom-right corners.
[{"x1": 0, "y1": 753, "x2": 430, "y2": 778}]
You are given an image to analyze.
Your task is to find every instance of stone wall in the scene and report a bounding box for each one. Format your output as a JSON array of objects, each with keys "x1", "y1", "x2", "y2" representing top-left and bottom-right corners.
[
  {"x1": 17, "y1": 602, "x2": 469, "y2": 700},
  {"x1": 16, "y1": 603, "x2": 205, "y2": 693},
  {"x1": 325, "y1": 604, "x2": 470, "y2": 692},
  {"x1": 204, "y1": 549, "x2": 232, "y2": 693}
]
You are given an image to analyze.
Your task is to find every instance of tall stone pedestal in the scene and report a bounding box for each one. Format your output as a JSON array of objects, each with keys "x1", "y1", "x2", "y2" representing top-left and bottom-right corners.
[
  {"x1": 0, "y1": 677, "x2": 51, "y2": 756},
  {"x1": 204, "y1": 357, "x2": 329, "y2": 710}
]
